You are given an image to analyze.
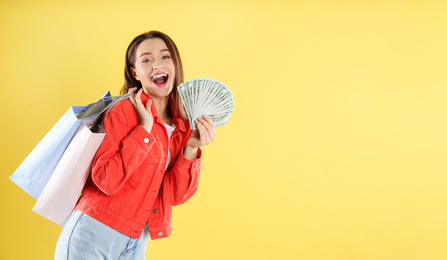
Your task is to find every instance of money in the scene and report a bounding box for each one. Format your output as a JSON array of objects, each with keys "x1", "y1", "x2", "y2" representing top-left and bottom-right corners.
[{"x1": 177, "y1": 78, "x2": 234, "y2": 130}]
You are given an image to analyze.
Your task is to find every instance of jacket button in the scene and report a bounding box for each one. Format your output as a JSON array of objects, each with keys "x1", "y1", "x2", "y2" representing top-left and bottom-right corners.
[
  {"x1": 154, "y1": 208, "x2": 159, "y2": 214},
  {"x1": 157, "y1": 232, "x2": 163, "y2": 236},
  {"x1": 194, "y1": 163, "x2": 199, "y2": 168},
  {"x1": 143, "y1": 137, "x2": 149, "y2": 143}
]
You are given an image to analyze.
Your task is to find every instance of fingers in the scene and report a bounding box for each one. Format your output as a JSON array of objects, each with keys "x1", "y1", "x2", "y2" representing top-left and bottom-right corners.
[
  {"x1": 204, "y1": 115, "x2": 217, "y2": 136},
  {"x1": 195, "y1": 115, "x2": 216, "y2": 146},
  {"x1": 186, "y1": 116, "x2": 216, "y2": 149},
  {"x1": 136, "y1": 88, "x2": 142, "y2": 106},
  {"x1": 127, "y1": 87, "x2": 138, "y2": 94},
  {"x1": 129, "y1": 89, "x2": 152, "y2": 117},
  {"x1": 133, "y1": 89, "x2": 145, "y2": 109},
  {"x1": 196, "y1": 122, "x2": 210, "y2": 146},
  {"x1": 128, "y1": 88, "x2": 141, "y2": 107},
  {"x1": 198, "y1": 116, "x2": 216, "y2": 138}
]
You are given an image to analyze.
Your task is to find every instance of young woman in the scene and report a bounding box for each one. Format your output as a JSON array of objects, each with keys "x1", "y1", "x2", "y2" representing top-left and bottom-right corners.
[{"x1": 55, "y1": 31, "x2": 216, "y2": 259}]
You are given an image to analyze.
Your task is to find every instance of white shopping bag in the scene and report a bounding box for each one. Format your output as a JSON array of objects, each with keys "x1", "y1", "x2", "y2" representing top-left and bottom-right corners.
[
  {"x1": 31, "y1": 93, "x2": 132, "y2": 226},
  {"x1": 32, "y1": 116, "x2": 106, "y2": 226},
  {"x1": 9, "y1": 91, "x2": 112, "y2": 199}
]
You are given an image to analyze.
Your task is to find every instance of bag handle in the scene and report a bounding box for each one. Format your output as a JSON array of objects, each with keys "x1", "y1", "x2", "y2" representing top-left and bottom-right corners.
[
  {"x1": 87, "y1": 93, "x2": 134, "y2": 132},
  {"x1": 77, "y1": 93, "x2": 134, "y2": 119},
  {"x1": 102, "y1": 93, "x2": 134, "y2": 116}
]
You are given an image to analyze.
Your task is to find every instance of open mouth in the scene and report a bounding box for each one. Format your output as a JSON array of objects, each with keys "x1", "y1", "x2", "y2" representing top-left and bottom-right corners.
[{"x1": 151, "y1": 73, "x2": 169, "y2": 87}]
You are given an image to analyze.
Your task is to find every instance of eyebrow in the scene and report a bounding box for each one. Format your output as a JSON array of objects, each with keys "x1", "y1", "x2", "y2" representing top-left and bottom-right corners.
[{"x1": 139, "y1": 49, "x2": 170, "y2": 59}]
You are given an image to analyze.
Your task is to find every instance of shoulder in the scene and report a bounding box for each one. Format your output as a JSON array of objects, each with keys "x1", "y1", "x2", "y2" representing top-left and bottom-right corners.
[
  {"x1": 107, "y1": 97, "x2": 133, "y2": 115},
  {"x1": 104, "y1": 97, "x2": 136, "y2": 123}
]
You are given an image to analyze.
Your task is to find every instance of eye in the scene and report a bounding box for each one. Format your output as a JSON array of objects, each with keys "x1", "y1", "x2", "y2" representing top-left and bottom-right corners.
[
  {"x1": 162, "y1": 55, "x2": 171, "y2": 60},
  {"x1": 142, "y1": 58, "x2": 152, "y2": 63}
]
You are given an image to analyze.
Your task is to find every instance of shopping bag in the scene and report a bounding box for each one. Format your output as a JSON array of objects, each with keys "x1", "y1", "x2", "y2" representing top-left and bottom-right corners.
[
  {"x1": 32, "y1": 117, "x2": 105, "y2": 225},
  {"x1": 9, "y1": 91, "x2": 112, "y2": 199},
  {"x1": 31, "y1": 94, "x2": 132, "y2": 226}
]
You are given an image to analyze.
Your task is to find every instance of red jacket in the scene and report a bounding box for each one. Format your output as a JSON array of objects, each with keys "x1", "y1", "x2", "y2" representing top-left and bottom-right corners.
[{"x1": 76, "y1": 91, "x2": 202, "y2": 239}]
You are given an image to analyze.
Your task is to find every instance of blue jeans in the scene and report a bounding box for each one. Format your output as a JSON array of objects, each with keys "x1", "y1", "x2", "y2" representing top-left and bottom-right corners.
[{"x1": 55, "y1": 210, "x2": 151, "y2": 260}]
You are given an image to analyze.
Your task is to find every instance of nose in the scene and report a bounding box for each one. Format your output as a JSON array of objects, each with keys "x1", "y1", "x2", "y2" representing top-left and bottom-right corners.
[
  {"x1": 152, "y1": 61, "x2": 164, "y2": 70},
  {"x1": 153, "y1": 65, "x2": 164, "y2": 70}
]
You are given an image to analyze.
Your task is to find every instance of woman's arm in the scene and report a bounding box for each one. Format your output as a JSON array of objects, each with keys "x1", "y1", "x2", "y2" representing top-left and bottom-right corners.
[
  {"x1": 163, "y1": 148, "x2": 202, "y2": 205},
  {"x1": 183, "y1": 116, "x2": 216, "y2": 159},
  {"x1": 91, "y1": 104, "x2": 156, "y2": 195},
  {"x1": 164, "y1": 116, "x2": 216, "y2": 205},
  {"x1": 92, "y1": 89, "x2": 157, "y2": 195}
]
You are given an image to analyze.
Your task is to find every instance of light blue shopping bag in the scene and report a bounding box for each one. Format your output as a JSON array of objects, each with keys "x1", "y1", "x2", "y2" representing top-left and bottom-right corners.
[
  {"x1": 10, "y1": 91, "x2": 113, "y2": 199},
  {"x1": 32, "y1": 93, "x2": 133, "y2": 225}
]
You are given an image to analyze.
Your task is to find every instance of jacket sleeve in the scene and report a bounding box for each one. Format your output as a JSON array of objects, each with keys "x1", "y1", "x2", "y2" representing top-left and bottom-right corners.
[
  {"x1": 163, "y1": 147, "x2": 202, "y2": 206},
  {"x1": 91, "y1": 106, "x2": 157, "y2": 195}
]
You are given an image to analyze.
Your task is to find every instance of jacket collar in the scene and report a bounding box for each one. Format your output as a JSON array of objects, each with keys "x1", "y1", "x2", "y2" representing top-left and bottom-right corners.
[{"x1": 141, "y1": 91, "x2": 187, "y2": 132}]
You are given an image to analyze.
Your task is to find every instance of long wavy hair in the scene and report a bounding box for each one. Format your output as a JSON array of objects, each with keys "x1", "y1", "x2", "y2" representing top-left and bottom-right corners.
[{"x1": 120, "y1": 30, "x2": 186, "y2": 119}]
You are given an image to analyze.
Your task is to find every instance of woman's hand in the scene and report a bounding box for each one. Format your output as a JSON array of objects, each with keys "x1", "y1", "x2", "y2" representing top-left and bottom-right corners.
[
  {"x1": 184, "y1": 115, "x2": 216, "y2": 160},
  {"x1": 128, "y1": 87, "x2": 153, "y2": 133}
]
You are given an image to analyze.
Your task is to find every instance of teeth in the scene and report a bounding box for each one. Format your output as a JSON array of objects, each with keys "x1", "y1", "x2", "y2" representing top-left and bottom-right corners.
[{"x1": 151, "y1": 74, "x2": 167, "y2": 80}]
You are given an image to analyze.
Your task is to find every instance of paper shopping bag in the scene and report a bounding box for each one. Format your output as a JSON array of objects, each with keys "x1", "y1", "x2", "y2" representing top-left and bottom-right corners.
[
  {"x1": 31, "y1": 93, "x2": 132, "y2": 225},
  {"x1": 32, "y1": 116, "x2": 105, "y2": 226},
  {"x1": 9, "y1": 91, "x2": 112, "y2": 199}
]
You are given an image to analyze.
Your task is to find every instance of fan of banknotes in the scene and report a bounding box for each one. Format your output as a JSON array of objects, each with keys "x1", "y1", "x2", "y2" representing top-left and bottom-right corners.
[{"x1": 177, "y1": 78, "x2": 234, "y2": 130}]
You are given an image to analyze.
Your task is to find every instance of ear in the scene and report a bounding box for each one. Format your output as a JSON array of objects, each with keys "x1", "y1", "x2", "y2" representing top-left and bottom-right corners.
[{"x1": 131, "y1": 68, "x2": 140, "y2": 81}]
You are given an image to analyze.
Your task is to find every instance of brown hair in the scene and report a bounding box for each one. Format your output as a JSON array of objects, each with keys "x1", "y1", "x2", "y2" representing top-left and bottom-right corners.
[{"x1": 120, "y1": 30, "x2": 186, "y2": 119}]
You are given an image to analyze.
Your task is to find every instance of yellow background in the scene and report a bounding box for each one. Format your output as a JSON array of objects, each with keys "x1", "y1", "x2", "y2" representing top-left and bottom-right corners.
[{"x1": 1, "y1": 0, "x2": 447, "y2": 259}]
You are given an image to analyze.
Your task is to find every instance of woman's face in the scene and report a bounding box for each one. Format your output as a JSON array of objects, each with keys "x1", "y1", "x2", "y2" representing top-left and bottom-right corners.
[{"x1": 131, "y1": 38, "x2": 176, "y2": 101}]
